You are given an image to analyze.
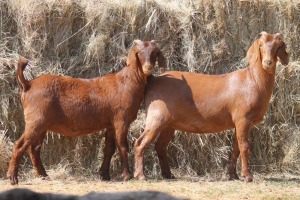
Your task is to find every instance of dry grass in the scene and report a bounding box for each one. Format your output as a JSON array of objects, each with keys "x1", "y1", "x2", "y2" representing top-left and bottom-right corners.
[
  {"x1": 1, "y1": 172, "x2": 300, "y2": 200},
  {"x1": 0, "y1": 0, "x2": 300, "y2": 183}
]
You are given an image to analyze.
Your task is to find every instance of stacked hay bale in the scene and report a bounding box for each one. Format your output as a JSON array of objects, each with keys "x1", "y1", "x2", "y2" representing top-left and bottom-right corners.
[{"x1": 0, "y1": 0, "x2": 299, "y2": 179}]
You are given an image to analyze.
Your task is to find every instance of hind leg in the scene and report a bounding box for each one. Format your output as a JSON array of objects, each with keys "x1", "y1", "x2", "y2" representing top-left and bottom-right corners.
[
  {"x1": 7, "y1": 123, "x2": 46, "y2": 185},
  {"x1": 29, "y1": 132, "x2": 48, "y2": 178},
  {"x1": 7, "y1": 133, "x2": 33, "y2": 185},
  {"x1": 134, "y1": 127, "x2": 161, "y2": 180},
  {"x1": 134, "y1": 105, "x2": 170, "y2": 180},
  {"x1": 155, "y1": 128, "x2": 175, "y2": 179},
  {"x1": 99, "y1": 128, "x2": 116, "y2": 180}
]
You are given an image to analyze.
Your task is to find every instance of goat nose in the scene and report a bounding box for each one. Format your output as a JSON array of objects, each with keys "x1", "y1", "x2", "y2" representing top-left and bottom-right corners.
[
  {"x1": 264, "y1": 60, "x2": 273, "y2": 66},
  {"x1": 144, "y1": 63, "x2": 152, "y2": 70}
]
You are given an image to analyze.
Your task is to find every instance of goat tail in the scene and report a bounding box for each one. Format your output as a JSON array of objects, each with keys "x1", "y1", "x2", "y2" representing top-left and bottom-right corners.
[{"x1": 17, "y1": 56, "x2": 29, "y2": 92}]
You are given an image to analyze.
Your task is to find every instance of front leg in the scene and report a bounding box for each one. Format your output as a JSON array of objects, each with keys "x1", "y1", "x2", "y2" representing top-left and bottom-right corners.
[
  {"x1": 235, "y1": 120, "x2": 253, "y2": 182},
  {"x1": 227, "y1": 132, "x2": 240, "y2": 180},
  {"x1": 114, "y1": 122, "x2": 131, "y2": 181},
  {"x1": 99, "y1": 128, "x2": 116, "y2": 180}
]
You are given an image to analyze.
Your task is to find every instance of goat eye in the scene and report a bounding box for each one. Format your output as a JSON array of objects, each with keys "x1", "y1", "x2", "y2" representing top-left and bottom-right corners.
[{"x1": 259, "y1": 44, "x2": 262, "y2": 48}]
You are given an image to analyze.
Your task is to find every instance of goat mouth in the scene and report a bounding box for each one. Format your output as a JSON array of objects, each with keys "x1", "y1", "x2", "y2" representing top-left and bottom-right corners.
[
  {"x1": 262, "y1": 64, "x2": 275, "y2": 71},
  {"x1": 143, "y1": 67, "x2": 154, "y2": 76}
]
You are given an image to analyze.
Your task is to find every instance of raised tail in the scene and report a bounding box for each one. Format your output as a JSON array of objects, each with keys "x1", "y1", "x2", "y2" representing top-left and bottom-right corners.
[{"x1": 17, "y1": 56, "x2": 29, "y2": 92}]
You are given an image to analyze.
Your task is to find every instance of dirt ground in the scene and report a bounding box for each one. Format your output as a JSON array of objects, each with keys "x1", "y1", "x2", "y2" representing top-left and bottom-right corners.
[{"x1": 1, "y1": 172, "x2": 300, "y2": 200}]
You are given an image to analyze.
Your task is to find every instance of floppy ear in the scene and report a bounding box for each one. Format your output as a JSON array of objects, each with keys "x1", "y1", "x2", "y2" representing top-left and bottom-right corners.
[
  {"x1": 246, "y1": 32, "x2": 268, "y2": 64},
  {"x1": 277, "y1": 42, "x2": 289, "y2": 66},
  {"x1": 246, "y1": 38, "x2": 260, "y2": 64},
  {"x1": 157, "y1": 51, "x2": 166, "y2": 71},
  {"x1": 127, "y1": 40, "x2": 141, "y2": 66}
]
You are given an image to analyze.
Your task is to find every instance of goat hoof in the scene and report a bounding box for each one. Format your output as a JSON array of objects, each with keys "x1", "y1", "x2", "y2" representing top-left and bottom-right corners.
[
  {"x1": 41, "y1": 176, "x2": 50, "y2": 181},
  {"x1": 135, "y1": 174, "x2": 147, "y2": 181},
  {"x1": 99, "y1": 173, "x2": 111, "y2": 181},
  {"x1": 162, "y1": 173, "x2": 176, "y2": 179},
  {"x1": 228, "y1": 173, "x2": 239, "y2": 181},
  {"x1": 9, "y1": 175, "x2": 18, "y2": 185},
  {"x1": 122, "y1": 173, "x2": 132, "y2": 181},
  {"x1": 244, "y1": 175, "x2": 253, "y2": 182}
]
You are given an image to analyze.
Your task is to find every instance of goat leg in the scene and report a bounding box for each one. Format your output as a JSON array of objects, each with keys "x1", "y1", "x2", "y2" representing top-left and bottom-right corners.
[
  {"x1": 134, "y1": 128, "x2": 160, "y2": 180},
  {"x1": 29, "y1": 132, "x2": 48, "y2": 178},
  {"x1": 236, "y1": 120, "x2": 253, "y2": 182},
  {"x1": 227, "y1": 132, "x2": 240, "y2": 180},
  {"x1": 7, "y1": 136, "x2": 32, "y2": 185},
  {"x1": 114, "y1": 123, "x2": 132, "y2": 181},
  {"x1": 99, "y1": 128, "x2": 116, "y2": 181},
  {"x1": 155, "y1": 128, "x2": 175, "y2": 179}
]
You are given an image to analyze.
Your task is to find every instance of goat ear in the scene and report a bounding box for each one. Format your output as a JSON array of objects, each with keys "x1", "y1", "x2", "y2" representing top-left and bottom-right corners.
[
  {"x1": 246, "y1": 38, "x2": 260, "y2": 64},
  {"x1": 157, "y1": 51, "x2": 166, "y2": 71},
  {"x1": 246, "y1": 32, "x2": 266, "y2": 63},
  {"x1": 277, "y1": 42, "x2": 289, "y2": 66}
]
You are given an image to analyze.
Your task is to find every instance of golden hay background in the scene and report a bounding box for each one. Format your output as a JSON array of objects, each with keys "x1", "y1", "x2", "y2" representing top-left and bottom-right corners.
[{"x1": 0, "y1": 0, "x2": 299, "y2": 180}]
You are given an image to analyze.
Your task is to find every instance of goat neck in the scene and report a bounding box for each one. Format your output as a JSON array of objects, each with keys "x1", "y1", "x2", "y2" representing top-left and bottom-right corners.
[{"x1": 115, "y1": 47, "x2": 147, "y2": 97}]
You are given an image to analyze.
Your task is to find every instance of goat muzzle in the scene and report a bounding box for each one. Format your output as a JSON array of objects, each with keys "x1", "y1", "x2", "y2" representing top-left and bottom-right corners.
[
  {"x1": 262, "y1": 59, "x2": 274, "y2": 70},
  {"x1": 142, "y1": 63, "x2": 154, "y2": 75}
]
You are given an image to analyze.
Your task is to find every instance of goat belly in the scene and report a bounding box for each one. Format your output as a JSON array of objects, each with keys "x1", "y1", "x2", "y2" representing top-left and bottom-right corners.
[
  {"x1": 47, "y1": 108, "x2": 110, "y2": 136},
  {"x1": 172, "y1": 119, "x2": 234, "y2": 134},
  {"x1": 48, "y1": 125, "x2": 101, "y2": 137}
]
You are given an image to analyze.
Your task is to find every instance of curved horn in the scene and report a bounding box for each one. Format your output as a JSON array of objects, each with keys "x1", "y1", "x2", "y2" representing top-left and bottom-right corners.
[
  {"x1": 256, "y1": 31, "x2": 267, "y2": 39},
  {"x1": 133, "y1": 39, "x2": 142, "y2": 46},
  {"x1": 275, "y1": 33, "x2": 283, "y2": 41}
]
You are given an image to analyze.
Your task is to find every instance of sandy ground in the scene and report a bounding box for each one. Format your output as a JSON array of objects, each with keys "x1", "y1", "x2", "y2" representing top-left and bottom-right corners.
[{"x1": 1, "y1": 173, "x2": 300, "y2": 200}]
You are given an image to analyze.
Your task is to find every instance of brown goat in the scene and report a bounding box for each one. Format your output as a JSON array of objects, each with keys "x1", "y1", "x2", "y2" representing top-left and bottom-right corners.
[
  {"x1": 7, "y1": 40, "x2": 166, "y2": 185},
  {"x1": 133, "y1": 32, "x2": 289, "y2": 182}
]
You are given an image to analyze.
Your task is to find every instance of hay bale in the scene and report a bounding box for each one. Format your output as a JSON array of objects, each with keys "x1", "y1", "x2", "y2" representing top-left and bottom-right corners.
[
  {"x1": 0, "y1": 0, "x2": 299, "y2": 179},
  {"x1": 0, "y1": 130, "x2": 13, "y2": 177}
]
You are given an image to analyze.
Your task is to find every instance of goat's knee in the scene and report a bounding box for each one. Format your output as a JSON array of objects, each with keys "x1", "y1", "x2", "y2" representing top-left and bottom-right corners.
[{"x1": 238, "y1": 141, "x2": 250, "y2": 154}]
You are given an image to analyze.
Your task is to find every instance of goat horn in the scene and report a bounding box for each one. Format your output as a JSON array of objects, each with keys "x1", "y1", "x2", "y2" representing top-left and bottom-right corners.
[
  {"x1": 133, "y1": 39, "x2": 142, "y2": 46},
  {"x1": 256, "y1": 31, "x2": 267, "y2": 39},
  {"x1": 275, "y1": 33, "x2": 283, "y2": 41},
  {"x1": 260, "y1": 31, "x2": 268, "y2": 35}
]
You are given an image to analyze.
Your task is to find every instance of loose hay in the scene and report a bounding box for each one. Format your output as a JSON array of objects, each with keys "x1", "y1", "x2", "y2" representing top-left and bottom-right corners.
[{"x1": 0, "y1": 0, "x2": 299, "y2": 180}]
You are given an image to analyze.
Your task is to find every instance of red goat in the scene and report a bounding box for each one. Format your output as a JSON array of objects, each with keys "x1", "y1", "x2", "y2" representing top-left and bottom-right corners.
[
  {"x1": 7, "y1": 40, "x2": 166, "y2": 185},
  {"x1": 133, "y1": 32, "x2": 289, "y2": 182}
]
